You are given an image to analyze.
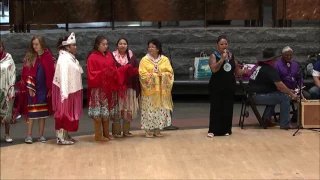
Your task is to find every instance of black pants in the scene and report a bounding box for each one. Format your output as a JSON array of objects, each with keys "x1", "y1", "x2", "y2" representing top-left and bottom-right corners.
[{"x1": 208, "y1": 89, "x2": 235, "y2": 136}]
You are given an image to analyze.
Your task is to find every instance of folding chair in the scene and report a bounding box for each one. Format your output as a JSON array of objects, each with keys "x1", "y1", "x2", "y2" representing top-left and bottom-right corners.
[{"x1": 238, "y1": 79, "x2": 266, "y2": 129}]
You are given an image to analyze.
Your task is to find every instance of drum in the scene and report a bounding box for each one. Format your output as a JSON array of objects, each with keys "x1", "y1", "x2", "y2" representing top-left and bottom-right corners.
[{"x1": 299, "y1": 100, "x2": 320, "y2": 128}]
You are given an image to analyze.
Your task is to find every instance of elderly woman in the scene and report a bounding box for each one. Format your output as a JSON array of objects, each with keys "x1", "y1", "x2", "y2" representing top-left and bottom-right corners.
[
  {"x1": 139, "y1": 39, "x2": 174, "y2": 138},
  {"x1": 207, "y1": 35, "x2": 248, "y2": 137},
  {"x1": 0, "y1": 41, "x2": 16, "y2": 143}
]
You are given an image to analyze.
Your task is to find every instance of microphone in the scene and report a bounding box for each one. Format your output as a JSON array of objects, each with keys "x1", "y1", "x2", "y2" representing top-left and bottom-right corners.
[{"x1": 223, "y1": 49, "x2": 229, "y2": 60}]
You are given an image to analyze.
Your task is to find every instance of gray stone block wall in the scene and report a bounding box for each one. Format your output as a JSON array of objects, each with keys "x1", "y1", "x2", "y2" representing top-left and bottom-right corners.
[{"x1": 1, "y1": 27, "x2": 319, "y2": 78}]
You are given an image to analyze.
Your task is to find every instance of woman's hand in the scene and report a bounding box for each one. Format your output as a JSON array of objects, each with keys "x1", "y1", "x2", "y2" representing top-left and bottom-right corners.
[
  {"x1": 29, "y1": 89, "x2": 35, "y2": 97},
  {"x1": 222, "y1": 52, "x2": 228, "y2": 61}
]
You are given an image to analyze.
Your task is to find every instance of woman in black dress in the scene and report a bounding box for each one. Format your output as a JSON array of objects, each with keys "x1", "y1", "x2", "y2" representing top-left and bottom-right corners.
[{"x1": 207, "y1": 35, "x2": 248, "y2": 137}]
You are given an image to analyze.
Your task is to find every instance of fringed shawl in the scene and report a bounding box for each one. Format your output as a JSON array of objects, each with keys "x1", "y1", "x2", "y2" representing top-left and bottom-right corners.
[
  {"x1": 0, "y1": 53, "x2": 16, "y2": 122},
  {"x1": 0, "y1": 53, "x2": 15, "y2": 96},
  {"x1": 87, "y1": 51, "x2": 131, "y2": 110},
  {"x1": 139, "y1": 54, "x2": 174, "y2": 111}
]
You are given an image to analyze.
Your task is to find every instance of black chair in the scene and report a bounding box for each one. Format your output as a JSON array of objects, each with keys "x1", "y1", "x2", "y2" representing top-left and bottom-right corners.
[{"x1": 238, "y1": 79, "x2": 266, "y2": 129}]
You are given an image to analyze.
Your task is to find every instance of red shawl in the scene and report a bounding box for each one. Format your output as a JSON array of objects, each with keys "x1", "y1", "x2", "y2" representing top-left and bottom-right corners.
[
  {"x1": 87, "y1": 51, "x2": 129, "y2": 110},
  {"x1": 18, "y1": 49, "x2": 55, "y2": 118},
  {"x1": 21, "y1": 49, "x2": 55, "y2": 88}
]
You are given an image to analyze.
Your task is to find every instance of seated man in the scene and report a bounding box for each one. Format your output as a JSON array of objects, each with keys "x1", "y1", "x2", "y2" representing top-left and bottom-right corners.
[
  {"x1": 247, "y1": 48, "x2": 298, "y2": 130},
  {"x1": 272, "y1": 46, "x2": 309, "y2": 122},
  {"x1": 309, "y1": 60, "x2": 320, "y2": 99},
  {"x1": 275, "y1": 46, "x2": 310, "y2": 98},
  {"x1": 274, "y1": 46, "x2": 302, "y2": 90}
]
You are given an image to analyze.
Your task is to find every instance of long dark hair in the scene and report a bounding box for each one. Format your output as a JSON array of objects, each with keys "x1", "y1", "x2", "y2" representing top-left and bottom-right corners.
[
  {"x1": 93, "y1": 35, "x2": 107, "y2": 52},
  {"x1": 87, "y1": 35, "x2": 107, "y2": 59},
  {"x1": 116, "y1": 38, "x2": 131, "y2": 61}
]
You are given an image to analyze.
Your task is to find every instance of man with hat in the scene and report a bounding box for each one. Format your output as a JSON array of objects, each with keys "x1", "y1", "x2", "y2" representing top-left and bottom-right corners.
[{"x1": 247, "y1": 48, "x2": 298, "y2": 130}]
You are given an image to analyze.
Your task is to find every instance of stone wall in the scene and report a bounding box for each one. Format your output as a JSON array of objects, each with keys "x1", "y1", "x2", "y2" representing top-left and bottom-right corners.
[{"x1": 1, "y1": 27, "x2": 319, "y2": 79}]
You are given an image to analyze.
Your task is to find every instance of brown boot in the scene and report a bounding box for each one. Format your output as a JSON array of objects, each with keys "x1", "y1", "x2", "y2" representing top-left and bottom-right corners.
[
  {"x1": 123, "y1": 121, "x2": 133, "y2": 137},
  {"x1": 112, "y1": 122, "x2": 123, "y2": 138},
  {"x1": 94, "y1": 118, "x2": 108, "y2": 141},
  {"x1": 102, "y1": 118, "x2": 112, "y2": 140}
]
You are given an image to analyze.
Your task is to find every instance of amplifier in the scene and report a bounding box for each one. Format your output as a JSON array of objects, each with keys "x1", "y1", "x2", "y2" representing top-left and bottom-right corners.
[{"x1": 300, "y1": 100, "x2": 320, "y2": 128}]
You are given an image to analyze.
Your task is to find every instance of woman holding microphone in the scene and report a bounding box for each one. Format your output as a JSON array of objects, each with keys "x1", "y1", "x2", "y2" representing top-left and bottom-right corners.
[{"x1": 207, "y1": 35, "x2": 248, "y2": 137}]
